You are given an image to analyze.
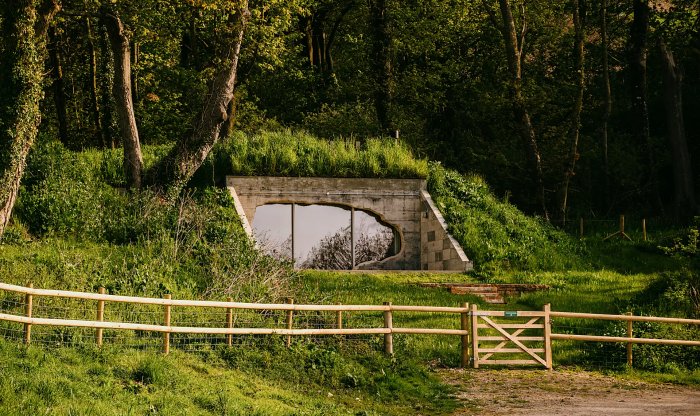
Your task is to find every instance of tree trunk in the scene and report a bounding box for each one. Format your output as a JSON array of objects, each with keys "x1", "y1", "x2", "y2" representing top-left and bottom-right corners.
[
  {"x1": 324, "y1": 1, "x2": 355, "y2": 75},
  {"x1": 0, "y1": 0, "x2": 60, "y2": 239},
  {"x1": 85, "y1": 18, "x2": 104, "y2": 147},
  {"x1": 101, "y1": 7, "x2": 143, "y2": 189},
  {"x1": 98, "y1": 23, "x2": 115, "y2": 149},
  {"x1": 628, "y1": 0, "x2": 663, "y2": 211},
  {"x1": 368, "y1": 0, "x2": 394, "y2": 134},
  {"x1": 302, "y1": 16, "x2": 314, "y2": 67},
  {"x1": 559, "y1": 0, "x2": 586, "y2": 222},
  {"x1": 659, "y1": 39, "x2": 696, "y2": 219},
  {"x1": 48, "y1": 26, "x2": 68, "y2": 144},
  {"x1": 496, "y1": 0, "x2": 548, "y2": 218},
  {"x1": 600, "y1": 0, "x2": 611, "y2": 210},
  {"x1": 220, "y1": 91, "x2": 238, "y2": 139},
  {"x1": 311, "y1": 11, "x2": 326, "y2": 72},
  {"x1": 145, "y1": 2, "x2": 250, "y2": 195}
]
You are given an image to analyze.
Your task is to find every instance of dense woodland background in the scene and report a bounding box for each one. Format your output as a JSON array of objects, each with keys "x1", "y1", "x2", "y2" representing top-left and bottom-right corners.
[{"x1": 1, "y1": 0, "x2": 699, "y2": 238}]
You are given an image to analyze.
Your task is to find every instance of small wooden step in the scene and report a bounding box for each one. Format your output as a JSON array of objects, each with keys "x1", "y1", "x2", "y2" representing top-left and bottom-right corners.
[
  {"x1": 419, "y1": 282, "x2": 549, "y2": 305},
  {"x1": 449, "y1": 287, "x2": 504, "y2": 303},
  {"x1": 450, "y1": 286, "x2": 499, "y2": 294}
]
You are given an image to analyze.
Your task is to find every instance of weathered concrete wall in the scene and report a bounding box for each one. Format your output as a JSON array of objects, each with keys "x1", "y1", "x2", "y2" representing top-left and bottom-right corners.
[{"x1": 226, "y1": 176, "x2": 472, "y2": 271}]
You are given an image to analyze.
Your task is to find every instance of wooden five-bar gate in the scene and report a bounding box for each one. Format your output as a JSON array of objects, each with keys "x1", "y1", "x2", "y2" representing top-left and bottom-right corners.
[{"x1": 470, "y1": 304, "x2": 551, "y2": 369}]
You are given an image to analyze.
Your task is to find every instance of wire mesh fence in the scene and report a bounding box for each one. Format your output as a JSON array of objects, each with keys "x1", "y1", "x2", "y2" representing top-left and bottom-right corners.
[{"x1": 550, "y1": 317, "x2": 629, "y2": 370}]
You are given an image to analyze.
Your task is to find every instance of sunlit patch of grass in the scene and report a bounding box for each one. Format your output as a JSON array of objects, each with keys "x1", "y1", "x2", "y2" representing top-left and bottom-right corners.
[
  {"x1": 616, "y1": 368, "x2": 700, "y2": 386},
  {"x1": 0, "y1": 339, "x2": 456, "y2": 415}
]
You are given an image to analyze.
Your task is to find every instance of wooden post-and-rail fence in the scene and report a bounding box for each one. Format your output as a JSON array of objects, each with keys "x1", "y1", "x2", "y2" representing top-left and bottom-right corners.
[
  {"x1": 575, "y1": 215, "x2": 648, "y2": 241},
  {"x1": 1, "y1": 282, "x2": 699, "y2": 370}
]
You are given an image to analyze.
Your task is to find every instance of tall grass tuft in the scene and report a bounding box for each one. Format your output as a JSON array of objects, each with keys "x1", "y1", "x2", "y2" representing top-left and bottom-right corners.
[{"x1": 195, "y1": 129, "x2": 428, "y2": 183}]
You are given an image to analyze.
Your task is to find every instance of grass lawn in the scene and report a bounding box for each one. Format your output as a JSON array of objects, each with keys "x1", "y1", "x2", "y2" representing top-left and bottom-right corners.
[{"x1": 0, "y1": 237, "x2": 697, "y2": 416}]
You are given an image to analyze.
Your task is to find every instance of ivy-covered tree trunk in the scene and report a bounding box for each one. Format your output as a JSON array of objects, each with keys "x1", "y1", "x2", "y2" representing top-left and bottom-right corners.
[
  {"x1": 0, "y1": 0, "x2": 60, "y2": 239},
  {"x1": 85, "y1": 17, "x2": 104, "y2": 147},
  {"x1": 145, "y1": 1, "x2": 250, "y2": 195},
  {"x1": 101, "y1": 7, "x2": 143, "y2": 189},
  {"x1": 97, "y1": 22, "x2": 115, "y2": 149}
]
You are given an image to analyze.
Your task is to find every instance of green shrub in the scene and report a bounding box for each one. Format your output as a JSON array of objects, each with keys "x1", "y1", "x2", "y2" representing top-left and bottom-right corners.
[
  {"x1": 302, "y1": 101, "x2": 380, "y2": 139},
  {"x1": 633, "y1": 269, "x2": 700, "y2": 318},
  {"x1": 659, "y1": 217, "x2": 699, "y2": 259}
]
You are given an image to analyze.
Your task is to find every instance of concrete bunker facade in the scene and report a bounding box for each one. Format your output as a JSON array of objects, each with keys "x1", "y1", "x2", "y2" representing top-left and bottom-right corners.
[{"x1": 227, "y1": 176, "x2": 473, "y2": 272}]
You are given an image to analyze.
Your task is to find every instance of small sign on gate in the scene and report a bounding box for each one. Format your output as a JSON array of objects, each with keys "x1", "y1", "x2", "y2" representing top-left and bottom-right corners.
[{"x1": 504, "y1": 311, "x2": 518, "y2": 318}]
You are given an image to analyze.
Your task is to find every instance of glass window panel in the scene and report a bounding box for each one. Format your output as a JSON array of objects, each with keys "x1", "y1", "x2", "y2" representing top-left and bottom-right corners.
[
  {"x1": 354, "y1": 210, "x2": 398, "y2": 266},
  {"x1": 251, "y1": 204, "x2": 292, "y2": 261}
]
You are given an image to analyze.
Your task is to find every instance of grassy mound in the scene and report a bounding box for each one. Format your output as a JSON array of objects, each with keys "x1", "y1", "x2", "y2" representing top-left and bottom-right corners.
[
  {"x1": 12, "y1": 132, "x2": 584, "y2": 274},
  {"x1": 427, "y1": 163, "x2": 583, "y2": 272},
  {"x1": 202, "y1": 132, "x2": 584, "y2": 272}
]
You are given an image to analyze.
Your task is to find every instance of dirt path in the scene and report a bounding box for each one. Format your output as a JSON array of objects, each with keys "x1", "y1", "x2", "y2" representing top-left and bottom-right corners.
[{"x1": 439, "y1": 368, "x2": 700, "y2": 416}]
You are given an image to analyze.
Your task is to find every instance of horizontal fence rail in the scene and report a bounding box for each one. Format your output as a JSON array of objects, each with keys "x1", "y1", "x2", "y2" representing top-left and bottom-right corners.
[
  {"x1": 0, "y1": 282, "x2": 698, "y2": 370},
  {"x1": 0, "y1": 283, "x2": 465, "y2": 312}
]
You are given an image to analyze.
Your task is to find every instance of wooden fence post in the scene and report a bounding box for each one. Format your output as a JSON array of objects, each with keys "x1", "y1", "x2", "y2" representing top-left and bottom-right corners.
[
  {"x1": 470, "y1": 303, "x2": 479, "y2": 368},
  {"x1": 543, "y1": 303, "x2": 553, "y2": 370},
  {"x1": 383, "y1": 302, "x2": 393, "y2": 355},
  {"x1": 24, "y1": 283, "x2": 33, "y2": 345},
  {"x1": 336, "y1": 303, "x2": 343, "y2": 330},
  {"x1": 96, "y1": 287, "x2": 106, "y2": 346},
  {"x1": 604, "y1": 214, "x2": 632, "y2": 241},
  {"x1": 626, "y1": 312, "x2": 633, "y2": 367},
  {"x1": 642, "y1": 219, "x2": 647, "y2": 242},
  {"x1": 226, "y1": 297, "x2": 233, "y2": 347},
  {"x1": 285, "y1": 298, "x2": 294, "y2": 348},
  {"x1": 163, "y1": 294, "x2": 171, "y2": 355},
  {"x1": 460, "y1": 302, "x2": 470, "y2": 368},
  {"x1": 620, "y1": 214, "x2": 625, "y2": 235}
]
